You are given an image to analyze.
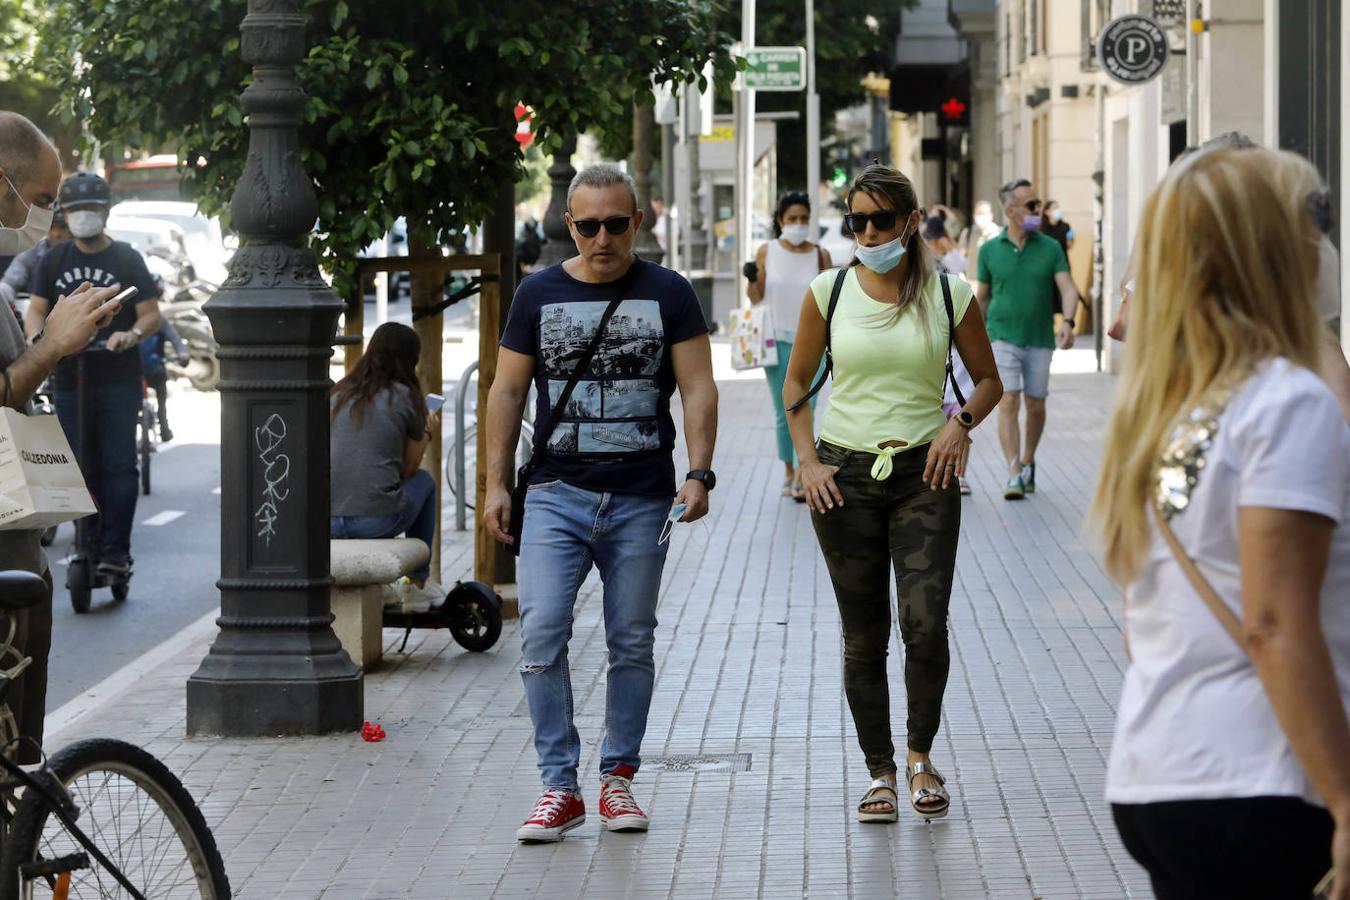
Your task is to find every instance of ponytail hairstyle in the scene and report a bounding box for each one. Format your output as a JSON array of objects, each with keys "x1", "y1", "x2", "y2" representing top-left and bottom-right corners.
[
  {"x1": 771, "y1": 190, "x2": 811, "y2": 238},
  {"x1": 331, "y1": 322, "x2": 425, "y2": 425},
  {"x1": 846, "y1": 163, "x2": 933, "y2": 329}
]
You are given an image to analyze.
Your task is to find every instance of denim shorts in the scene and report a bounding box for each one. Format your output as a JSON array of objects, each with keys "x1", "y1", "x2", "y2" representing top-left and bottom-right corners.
[{"x1": 992, "y1": 340, "x2": 1053, "y2": 398}]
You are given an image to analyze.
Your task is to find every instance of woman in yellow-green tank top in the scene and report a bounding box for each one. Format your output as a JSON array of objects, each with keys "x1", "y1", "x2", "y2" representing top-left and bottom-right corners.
[{"x1": 782, "y1": 164, "x2": 1003, "y2": 825}]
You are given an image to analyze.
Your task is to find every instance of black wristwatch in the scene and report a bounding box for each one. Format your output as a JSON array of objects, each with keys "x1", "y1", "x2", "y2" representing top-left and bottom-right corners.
[
  {"x1": 1063, "y1": 318, "x2": 1075, "y2": 328},
  {"x1": 685, "y1": 469, "x2": 716, "y2": 491}
]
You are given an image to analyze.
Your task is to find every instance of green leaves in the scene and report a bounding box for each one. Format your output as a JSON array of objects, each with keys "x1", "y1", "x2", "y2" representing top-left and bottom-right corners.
[{"x1": 36, "y1": 0, "x2": 737, "y2": 278}]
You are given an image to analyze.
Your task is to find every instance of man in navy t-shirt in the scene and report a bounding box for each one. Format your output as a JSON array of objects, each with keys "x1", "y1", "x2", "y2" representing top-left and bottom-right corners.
[
  {"x1": 486, "y1": 164, "x2": 718, "y2": 843},
  {"x1": 27, "y1": 172, "x2": 161, "y2": 578}
]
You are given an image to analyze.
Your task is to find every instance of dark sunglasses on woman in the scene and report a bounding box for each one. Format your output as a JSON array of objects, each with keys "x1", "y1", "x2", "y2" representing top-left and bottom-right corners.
[
  {"x1": 571, "y1": 215, "x2": 632, "y2": 238},
  {"x1": 843, "y1": 211, "x2": 897, "y2": 234}
]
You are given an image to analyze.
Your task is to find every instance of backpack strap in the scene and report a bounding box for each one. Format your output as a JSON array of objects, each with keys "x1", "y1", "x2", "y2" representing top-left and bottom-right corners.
[
  {"x1": 939, "y1": 272, "x2": 968, "y2": 409},
  {"x1": 787, "y1": 266, "x2": 848, "y2": 412}
]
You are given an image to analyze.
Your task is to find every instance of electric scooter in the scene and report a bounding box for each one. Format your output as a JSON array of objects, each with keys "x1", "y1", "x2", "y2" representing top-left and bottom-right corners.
[{"x1": 65, "y1": 340, "x2": 131, "y2": 613}]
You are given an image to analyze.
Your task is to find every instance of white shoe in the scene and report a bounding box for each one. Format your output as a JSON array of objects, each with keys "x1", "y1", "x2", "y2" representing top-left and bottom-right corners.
[{"x1": 393, "y1": 578, "x2": 444, "y2": 614}]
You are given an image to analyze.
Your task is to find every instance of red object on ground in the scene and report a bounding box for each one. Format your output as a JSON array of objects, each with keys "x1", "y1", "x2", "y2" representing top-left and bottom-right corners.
[{"x1": 361, "y1": 721, "x2": 386, "y2": 742}]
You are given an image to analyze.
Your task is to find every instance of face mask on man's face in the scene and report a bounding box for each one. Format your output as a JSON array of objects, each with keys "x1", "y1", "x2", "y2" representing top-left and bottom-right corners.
[
  {"x1": 0, "y1": 174, "x2": 55, "y2": 255},
  {"x1": 67, "y1": 209, "x2": 106, "y2": 241}
]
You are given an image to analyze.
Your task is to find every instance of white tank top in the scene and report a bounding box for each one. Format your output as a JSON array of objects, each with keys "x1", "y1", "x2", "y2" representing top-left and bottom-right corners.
[{"x1": 764, "y1": 240, "x2": 820, "y2": 344}]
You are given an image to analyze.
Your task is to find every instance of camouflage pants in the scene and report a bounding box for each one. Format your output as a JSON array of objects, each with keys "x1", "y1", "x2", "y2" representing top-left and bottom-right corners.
[{"x1": 810, "y1": 440, "x2": 960, "y2": 776}]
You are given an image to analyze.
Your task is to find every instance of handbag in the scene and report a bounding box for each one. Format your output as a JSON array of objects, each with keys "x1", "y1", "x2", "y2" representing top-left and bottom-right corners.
[
  {"x1": 0, "y1": 406, "x2": 97, "y2": 531},
  {"x1": 506, "y1": 266, "x2": 639, "y2": 556},
  {"x1": 788, "y1": 269, "x2": 967, "y2": 411},
  {"x1": 1154, "y1": 504, "x2": 1335, "y2": 899},
  {"x1": 728, "y1": 303, "x2": 778, "y2": 370}
]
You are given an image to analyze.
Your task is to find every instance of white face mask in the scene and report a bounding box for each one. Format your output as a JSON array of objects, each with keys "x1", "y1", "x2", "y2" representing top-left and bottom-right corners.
[
  {"x1": 67, "y1": 209, "x2": 106, "y2": 240},
  {"x1": 780, "y1": 223, "x2": 810, "y2": 246},
  {"x1": 974, "y1": 213, "x2": 993, "y2": 229},
  {"x1": 1047, "y1": 209, "x2": 1062, "y2": 224},
  {"x1": 0, "y1": 174, "x2": 55, "y2": 255}
]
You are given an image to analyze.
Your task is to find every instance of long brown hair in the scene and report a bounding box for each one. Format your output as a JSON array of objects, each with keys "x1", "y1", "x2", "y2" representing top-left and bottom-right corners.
[
  {"x1": 331, "y1": 322, "x2": 424, "y2": 424},
  {"x1": 1090, "y1": 148, "x2": 1323, "y2": 583},
  {"x1": 846, "y1": 163, "x2": 933, "y2": 329}
]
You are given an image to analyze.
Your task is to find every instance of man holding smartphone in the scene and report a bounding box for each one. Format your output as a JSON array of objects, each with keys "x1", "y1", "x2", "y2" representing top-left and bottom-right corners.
[
  {"x1": 26, "y1": 171, "x2": 161, "y2": 580},
  {"x1": 1, "y1": 111, "x2": 126, "y2": 762}
]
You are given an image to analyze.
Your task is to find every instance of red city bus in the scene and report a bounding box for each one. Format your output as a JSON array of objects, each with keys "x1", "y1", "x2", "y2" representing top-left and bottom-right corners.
[{"x1": 105, "y1": 156, "x2": 194, "y2": 203}]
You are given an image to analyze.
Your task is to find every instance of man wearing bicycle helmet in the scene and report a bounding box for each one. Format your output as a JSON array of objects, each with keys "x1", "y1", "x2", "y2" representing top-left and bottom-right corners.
[{"x1": 26, "y1": 171, "x2": 160, "y2": 581}]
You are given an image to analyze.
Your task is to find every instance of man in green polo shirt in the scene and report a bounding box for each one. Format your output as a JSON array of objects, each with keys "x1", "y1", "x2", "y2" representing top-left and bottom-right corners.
[{"x1": 975, "y1": 178, "x2": 1081, "y2": 499}]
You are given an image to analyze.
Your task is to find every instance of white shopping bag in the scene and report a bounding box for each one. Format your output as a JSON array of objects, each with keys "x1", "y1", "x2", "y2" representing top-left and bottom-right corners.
[
  {"x1": 728, "y1": 304, "x2": 779, "y2": 371},
  {"x1": 0, "y1": 407, "x2": 96, "y2": 531}
]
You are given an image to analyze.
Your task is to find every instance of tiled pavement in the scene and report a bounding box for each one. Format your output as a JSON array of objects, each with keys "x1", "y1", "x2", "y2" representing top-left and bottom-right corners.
[{"x1": 45, "y1": 348, "x2": 1152, "y2": 899}]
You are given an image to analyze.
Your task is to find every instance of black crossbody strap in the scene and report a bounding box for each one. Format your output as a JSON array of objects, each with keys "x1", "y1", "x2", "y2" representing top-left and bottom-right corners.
[
  {"x1": 940, "y1": 272, "x2": 968, "y2": 409},
  {"x1": 526, "y1": 262, "x2": 639, "y2": 467},
  {"x1": 787, "y1": 266, "x2": 848, "y2": 412}
]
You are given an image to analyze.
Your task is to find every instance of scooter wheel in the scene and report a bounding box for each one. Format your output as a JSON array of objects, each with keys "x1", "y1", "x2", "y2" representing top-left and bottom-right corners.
[
  {"x1": 68, "y1": 560, "x2": 92, "y2": 614},
  {"x1": 446, "y1": 581, "x2": 502, "y2": 652},
  {"x1": 111, "y1": 581, "x2": 130, "y2": 602}
]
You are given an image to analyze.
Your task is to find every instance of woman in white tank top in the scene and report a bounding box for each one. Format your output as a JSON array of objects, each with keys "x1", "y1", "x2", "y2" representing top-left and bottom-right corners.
[{"x1": 747, "y1": 191, "x2": 831, "y2": 501}]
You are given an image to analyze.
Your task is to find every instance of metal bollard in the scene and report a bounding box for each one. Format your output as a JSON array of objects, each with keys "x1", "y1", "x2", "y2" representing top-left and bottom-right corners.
[{"x1": 453, "y1": 361, "x2": 479, "y2": 531}]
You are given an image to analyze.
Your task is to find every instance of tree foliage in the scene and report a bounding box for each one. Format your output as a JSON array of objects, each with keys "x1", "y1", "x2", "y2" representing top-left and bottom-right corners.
[{"x1": 38, "y1": 0, "x2": 737, "y2": 287}]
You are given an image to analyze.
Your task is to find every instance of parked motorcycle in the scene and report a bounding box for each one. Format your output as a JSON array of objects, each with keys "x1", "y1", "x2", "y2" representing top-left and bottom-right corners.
[{"x1": 162, "y1": 281, "x2": 220, "y2": 392}]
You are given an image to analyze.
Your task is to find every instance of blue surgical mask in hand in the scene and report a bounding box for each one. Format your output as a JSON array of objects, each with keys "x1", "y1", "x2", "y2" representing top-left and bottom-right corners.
[{"x1": 657, "y1": 503, "x2": 688, "y2": 545}]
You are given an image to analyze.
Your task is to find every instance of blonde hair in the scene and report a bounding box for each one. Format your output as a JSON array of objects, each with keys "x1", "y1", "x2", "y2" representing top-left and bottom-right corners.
[
  {"x1": 1091, "y1": 148, "x2": 1324, "y2": 583},
  {"x1": 847, "y1": 164, "x2": 933, "y2": 328}
]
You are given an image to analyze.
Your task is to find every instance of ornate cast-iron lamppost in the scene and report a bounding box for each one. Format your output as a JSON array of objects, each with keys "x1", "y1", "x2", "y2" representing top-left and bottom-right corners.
[{"x1": 186, "y1": 0, "x2": 362, "y2": 736}]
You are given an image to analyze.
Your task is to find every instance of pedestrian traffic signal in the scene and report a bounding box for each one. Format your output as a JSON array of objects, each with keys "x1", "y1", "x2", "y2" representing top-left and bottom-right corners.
[{"x1": 941, "y1": 97, "x2": 967, "y2": 122}]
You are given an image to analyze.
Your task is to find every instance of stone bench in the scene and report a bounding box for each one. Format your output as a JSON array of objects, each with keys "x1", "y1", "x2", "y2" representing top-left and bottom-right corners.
[{"x1": 330, "y1": 538, "x2": 430, "y2": 670}]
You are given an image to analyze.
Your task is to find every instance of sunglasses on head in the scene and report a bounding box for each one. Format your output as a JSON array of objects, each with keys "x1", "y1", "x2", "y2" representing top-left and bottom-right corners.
[
  {"x1": 570, "y1": 215, "x2": 632, "y2": 238},
  {"x1": 843, "y1": 210, "x2": 898, "y2": 233},
  {"x1": 1306, "y1": 189, "x2": 1333, "y2": 235}
]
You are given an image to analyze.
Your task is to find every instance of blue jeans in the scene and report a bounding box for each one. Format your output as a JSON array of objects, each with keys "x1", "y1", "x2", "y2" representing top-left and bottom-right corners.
[
  {"x1": 329, "y1": 469, "x2": 436, "y2": 582},
  {"x1": 54, "y1": 381, "x2": 141, "y2": 564},
  {"x1": 517, "y1": 480, "x2": 672, "y2": 792}
]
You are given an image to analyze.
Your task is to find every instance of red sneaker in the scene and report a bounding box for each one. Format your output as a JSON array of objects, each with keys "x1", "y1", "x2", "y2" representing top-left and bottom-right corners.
[
  {"x1": 516, "y1": 790, "x2": 586, "y2": 843},
  {"x1": 599, "y1": 765, "x2": 649, "y2": 832}
]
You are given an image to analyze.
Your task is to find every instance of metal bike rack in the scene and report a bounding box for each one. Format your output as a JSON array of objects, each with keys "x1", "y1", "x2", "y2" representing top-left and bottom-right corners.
[{"x1": 453, "y1": 361, "x2": 479, "y2": 532}]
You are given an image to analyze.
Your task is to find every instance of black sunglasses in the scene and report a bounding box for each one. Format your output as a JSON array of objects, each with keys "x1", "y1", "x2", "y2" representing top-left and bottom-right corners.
[
  {"x1": 843, "y1": 211, "x2": 897, "y2": 234},
  {"x1": 1306, "y1": 189, "x2": 1333, "y2": 235},
  {"x1": 570, "y1": 215, "x2": 631, "y2": 238}
]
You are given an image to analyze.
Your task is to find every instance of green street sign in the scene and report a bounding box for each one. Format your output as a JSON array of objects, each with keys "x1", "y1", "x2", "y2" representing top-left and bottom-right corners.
[{"x1": 744, "y1": 46, "x2": 806, "y2": 91}]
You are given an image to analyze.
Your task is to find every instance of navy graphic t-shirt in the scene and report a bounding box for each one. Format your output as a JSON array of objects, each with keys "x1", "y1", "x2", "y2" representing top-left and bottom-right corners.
[
  {"x1": 500, "y1": 257, "x2": 710, "y2": 497},
  {"x1": 30, "y1": 239, "x2": 159, "y2": 389}
]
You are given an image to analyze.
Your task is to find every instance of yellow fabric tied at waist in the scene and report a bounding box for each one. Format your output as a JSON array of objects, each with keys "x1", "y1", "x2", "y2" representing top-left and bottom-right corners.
[{"x1": 869, "y1": 443, "x2": 906, "y2": 481}]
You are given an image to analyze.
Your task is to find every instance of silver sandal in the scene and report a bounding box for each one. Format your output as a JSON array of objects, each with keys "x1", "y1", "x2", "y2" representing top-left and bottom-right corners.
[
  {"x1": 906, "y1": 761, "x2": 950, "y2": 820},
  {"x1": 857, "y1": 775, "x2": 899, "y2": 824}
]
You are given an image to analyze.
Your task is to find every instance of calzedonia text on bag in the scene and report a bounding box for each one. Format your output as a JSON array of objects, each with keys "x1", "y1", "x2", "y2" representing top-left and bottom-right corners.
[{"x1": 0, "y1": 408, "x2": 97, "y2": 531}]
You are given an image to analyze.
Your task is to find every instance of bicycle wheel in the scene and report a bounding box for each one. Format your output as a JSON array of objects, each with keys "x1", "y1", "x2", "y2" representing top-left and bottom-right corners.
[
  {"x1": 2, "y1": 738, "x2": 230, "y2": 899},
  {"x1": 138, "y1": 404, "x2": 153, "y2": 496}
]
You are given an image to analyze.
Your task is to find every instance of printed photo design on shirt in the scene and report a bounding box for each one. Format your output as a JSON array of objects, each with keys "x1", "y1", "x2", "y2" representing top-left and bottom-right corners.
[{"x1": 538, "y1": 300, "x2": 664, "y2": 456}]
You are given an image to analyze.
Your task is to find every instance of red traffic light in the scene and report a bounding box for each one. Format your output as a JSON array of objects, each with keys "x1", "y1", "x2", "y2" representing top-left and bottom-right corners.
[{"x1": 941, "y1": 97, "x2": 967, "y2": 121}]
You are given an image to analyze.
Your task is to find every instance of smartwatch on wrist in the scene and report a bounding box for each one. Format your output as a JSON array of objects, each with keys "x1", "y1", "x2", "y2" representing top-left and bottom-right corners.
[
  {"x1": 131, "y1": 327, "x2": 145, "y2": 341},
  {"x1": 685, "y1": 469, "x2": 716, "y2": 491},
  {"x1": 954, "y1": 410, "x2": 975, "y2": 429}
]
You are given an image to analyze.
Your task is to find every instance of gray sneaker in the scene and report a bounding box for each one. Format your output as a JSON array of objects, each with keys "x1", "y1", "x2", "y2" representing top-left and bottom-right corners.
[
  {"x1": 1003, "y1": 474, "x2": 1026, "y2": 500},
  {"x1": 1020, "y1": 463, "x2": 1036, "y2": 494}
]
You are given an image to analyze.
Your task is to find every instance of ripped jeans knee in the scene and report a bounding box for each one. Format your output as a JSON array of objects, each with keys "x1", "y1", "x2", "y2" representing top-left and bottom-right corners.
[{"x1": 519, "y1": 660, "x2": 552, "y2": 675}]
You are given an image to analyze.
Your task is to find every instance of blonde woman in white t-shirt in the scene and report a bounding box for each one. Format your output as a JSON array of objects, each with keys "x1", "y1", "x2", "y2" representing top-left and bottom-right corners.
[
  {"x1": 747, "y1": 191, "x2": 831, "y2": 501},
  {"x1": 1092, "y1": 147, "x2": 1350, "y2": 900}
]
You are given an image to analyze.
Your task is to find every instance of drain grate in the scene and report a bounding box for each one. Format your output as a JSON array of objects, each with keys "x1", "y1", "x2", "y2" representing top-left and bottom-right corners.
[{"x1": 645, "y1": 753, "x2": 752, "y2": 773}]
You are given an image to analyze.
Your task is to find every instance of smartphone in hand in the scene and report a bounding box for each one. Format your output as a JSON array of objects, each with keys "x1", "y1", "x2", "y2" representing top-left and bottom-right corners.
[{"x1": 100, "y1": 285, "x2": 137, "y2": 312}]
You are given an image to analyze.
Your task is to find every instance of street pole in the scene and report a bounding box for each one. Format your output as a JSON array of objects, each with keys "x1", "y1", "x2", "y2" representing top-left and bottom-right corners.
[
  {"x1": 536, "y1": 135, "x2": 578, "y2": 268},
  {"x1": 187, "y1": 0, "x2": 361, "y2": 737},
  {"x1": 805, "y1": 0, "x2": 820, "y2": 242},
  {"x1": 1185, "y1": 0, "x2": 1200, "y2": 146},
  {"x1": 633, "y1": 103, "x2": 664, "y2": 262},
  {"x1": 739, "y1": 0, "x2": 756, "y2": 295}
]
